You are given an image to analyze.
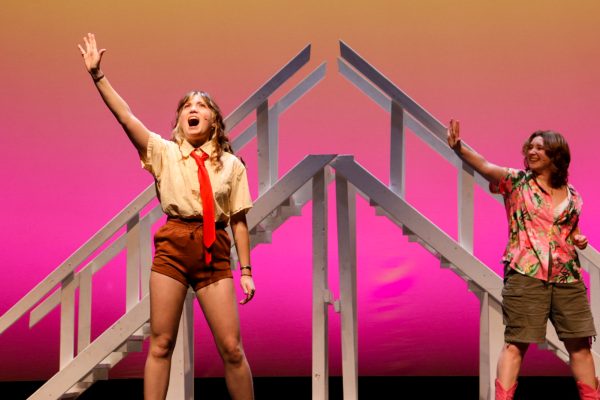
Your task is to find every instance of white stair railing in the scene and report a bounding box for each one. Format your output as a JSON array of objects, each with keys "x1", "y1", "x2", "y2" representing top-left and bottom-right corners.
[
  {"x1": 0, "y1": 43, "x2": 326, "y2": 400},
  {"x1": 336, "y1": 40, "x2": 600, "y2": 399},
  {"x1": 2, "y1": 40, "x2": 598, "y2": 400}
]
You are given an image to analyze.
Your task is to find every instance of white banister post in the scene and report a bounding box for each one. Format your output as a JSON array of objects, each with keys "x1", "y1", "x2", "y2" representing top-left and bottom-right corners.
[
  {"x1": 167, "y1": 289, "x2": 195, "y2": 400},
  {"x1": 77, "y1": 267, "x2": 93, "y2": 353},
  {"x1": 335, "y1": 174, "x2": 358, "y2": 400},
  {"x1": 257, "y1": 100, "x2": 277, "y2": 196},
  {"x1": 390, "y1": 101, "x2": 405, "y2": 198},
  {"x1": 585, "y1": 259, "x2": 600, "y2": 355},
  {"x1": 139, "y1": 210, "x2": 154, "y2": 298},
  {"x1": 59, "y1": 272, "x2": 76, "y2": 369},
  {"x1": 126, "y1": 214, "x2": 141, "y2": 311},
  {"x1": 473, "y1": 287, "x2": 503, "y2": 400},
  {"x1": 312, "y1": 169, "x2": 329, "y2": 400},
  {"x1": 458, "y1": 162, "x2": 475, "y2": 254}
]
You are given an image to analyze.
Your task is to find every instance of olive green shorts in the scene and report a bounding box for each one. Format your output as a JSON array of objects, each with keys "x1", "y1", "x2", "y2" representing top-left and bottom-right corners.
[{"x1": 502, "y1": 269, "x2": 597, "y2": 343}]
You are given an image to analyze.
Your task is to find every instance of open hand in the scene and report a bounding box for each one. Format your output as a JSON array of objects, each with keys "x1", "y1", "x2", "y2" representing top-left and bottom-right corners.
[
  {"x1": 447, "y1": 119, "x2": 461, "y2": 150},
  {"x1": 77, "y1": 33, "x2": 105, "y2": 78}
]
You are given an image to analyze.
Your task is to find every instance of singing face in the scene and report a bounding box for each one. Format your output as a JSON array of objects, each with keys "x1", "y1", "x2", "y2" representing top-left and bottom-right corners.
[{"x1": 177, "y1": 93, "x2": 215, "y2": 146}]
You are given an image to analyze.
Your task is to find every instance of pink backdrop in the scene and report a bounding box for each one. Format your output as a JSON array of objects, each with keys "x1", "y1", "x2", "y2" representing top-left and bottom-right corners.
[{"x1": 1, "y1": 0, "x2": 600, "y2": 380}]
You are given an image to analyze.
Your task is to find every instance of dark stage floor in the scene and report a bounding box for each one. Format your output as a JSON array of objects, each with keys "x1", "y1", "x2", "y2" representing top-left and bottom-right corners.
[{"x1": 3, "y1": 376, "x2": 579, "y2": 399}]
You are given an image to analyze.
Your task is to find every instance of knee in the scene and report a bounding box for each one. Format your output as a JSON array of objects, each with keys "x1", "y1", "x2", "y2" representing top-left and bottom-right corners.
[
  {"x1": 501, "y1": 342, "x2": 527, "y2": 363},
  {"x1": 565, "y1": 337, "x2": 592, "y2": 353},
  {"x1": 150, "y1": 334, "x2": 177, "y2": 360},
  {"x1": 219, "y1": 337, "x2": 245, "y2": 366},
  {"x1": 569, "y1": 345, "x2": 592, "y2": 362}
]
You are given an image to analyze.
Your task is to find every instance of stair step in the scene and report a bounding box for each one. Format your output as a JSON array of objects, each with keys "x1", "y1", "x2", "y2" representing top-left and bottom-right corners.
[
  {"x1": 60, "y1": 337, "x2": 142, "y2": 398},
  {"x1": 439, "y1": 257, "x2": 453, "y2": 268},
  {"x1": 75, "y1": 366, "x2": 109, "y2": 386},
  {"x1": 99, "y1": 351, "x2": 126, "y2": 369},
  {"x1": 440, "y1": 258, "x2": 473, "y2": 284},
  {"x1": 250, "y1": 224, "x2": 272, "y2": 245},
  {"x1": 131, "y1": 323, "x2": 151, "y2": 340},
  {"x1": 250, "y1": 194, "x2": 305, "y2": 240},
  {"x1": 115, "y1": 337, "x2": 143, "y2": 353},
  {"x1": 89, "y1": 365, "x2": 109, "y2": 380},
  {"x1": 60, "y1": 390, "x2": 81, "y2": 399},
  {"x1": 278, "y1": 203, "x2": 302, "y2": 217},
  {"x1": 61, "y1": 381, "x2": 93, "y2": 399},
  {"x1": 373, "y1": 206, "x2": 403, "y2": 228},
  {"x1": 260, "y1": 204, "x2": 302, "y2": 230},
  {"x1": 280, "y1": 197, "x2": 293, "y2": 207},
  {"x1": 251, "y1": 232, "x2": 272, "y2": 245}
]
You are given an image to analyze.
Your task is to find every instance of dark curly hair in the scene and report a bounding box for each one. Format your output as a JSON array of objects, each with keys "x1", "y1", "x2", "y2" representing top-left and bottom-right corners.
[
  {"x1": 171, "y1": 90, "x2": 234, "y2": 171},
  {"x1": 522, "y1": 130, "x2": 570, "y2": 188}
]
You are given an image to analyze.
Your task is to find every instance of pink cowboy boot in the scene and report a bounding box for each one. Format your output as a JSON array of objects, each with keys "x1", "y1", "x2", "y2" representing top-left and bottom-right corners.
[
  {"x1": 577, "y1": 378, "x2": 600, "y2": 400},
  {"x1": 495, "y1": 379, "x2": 517, "y2": 400}
]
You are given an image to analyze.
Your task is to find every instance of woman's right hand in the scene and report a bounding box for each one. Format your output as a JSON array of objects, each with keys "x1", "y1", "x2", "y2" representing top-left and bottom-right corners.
[
  {"x1": 447, "y1": 119, "x2": 461, "y2": 150},
  {"x1": 77, "y1": 33, "x2": 105, "y2": 78}
]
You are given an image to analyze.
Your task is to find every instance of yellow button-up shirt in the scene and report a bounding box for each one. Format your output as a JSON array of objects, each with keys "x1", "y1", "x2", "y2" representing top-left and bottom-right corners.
[{"x1": 142, "y1": 132, "x2": 253, "y2": 222}]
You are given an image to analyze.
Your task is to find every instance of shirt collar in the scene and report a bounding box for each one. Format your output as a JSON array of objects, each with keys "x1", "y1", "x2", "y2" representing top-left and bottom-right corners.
[{"x1": 180, "y1": 138, "x2": 216, "y2": 158}]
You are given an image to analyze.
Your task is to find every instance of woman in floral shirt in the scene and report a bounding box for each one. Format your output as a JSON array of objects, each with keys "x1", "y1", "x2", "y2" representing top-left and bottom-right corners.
[{"x1": 447, "y1": 120, "x2": 597, "y2": 400}]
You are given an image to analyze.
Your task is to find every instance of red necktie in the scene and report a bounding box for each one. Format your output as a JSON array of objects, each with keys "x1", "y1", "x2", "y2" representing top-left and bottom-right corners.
[{"x1": 190, "y1": 150, "x2": 215, "y2": 264}]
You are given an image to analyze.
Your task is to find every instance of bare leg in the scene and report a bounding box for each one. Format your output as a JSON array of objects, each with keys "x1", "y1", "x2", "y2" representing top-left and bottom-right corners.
[
  {"x1": 196, "y1": 278, "x2": 254, "y2": 400},
  {"x1": 144, "y1": 272, "x2": 189, "y2": 400},
  {"x1": 565, "y1": 337, "x2": 597, "y2": 388},
  {"x1": 496, "y1": 342, "x2": 529, "y2": 389}
]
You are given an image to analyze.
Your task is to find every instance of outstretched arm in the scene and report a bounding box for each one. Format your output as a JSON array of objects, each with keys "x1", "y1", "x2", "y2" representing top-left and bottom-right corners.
[
  {"x1": 447, "y1": 119, "x2": 507, "y2": 184},
  {"x1": 78, "y1": 33, "x2": 150, "y2": 156}
]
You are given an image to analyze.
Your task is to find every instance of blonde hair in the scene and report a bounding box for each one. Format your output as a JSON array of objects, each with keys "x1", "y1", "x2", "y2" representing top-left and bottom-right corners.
[{"x1": 171, "y1": 91, "x2": 233, "y2": 171}]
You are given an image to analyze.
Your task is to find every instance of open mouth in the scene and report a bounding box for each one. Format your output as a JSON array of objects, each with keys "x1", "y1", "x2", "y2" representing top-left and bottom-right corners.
[{"x1": 188, "y1": 117, "x2": 200, "y2": 127}]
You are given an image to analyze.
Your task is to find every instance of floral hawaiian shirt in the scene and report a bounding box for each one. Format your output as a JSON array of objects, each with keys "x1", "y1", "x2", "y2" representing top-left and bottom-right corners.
[{"x1": 490, "y1": 168, "x2": 582, "y2": 283}]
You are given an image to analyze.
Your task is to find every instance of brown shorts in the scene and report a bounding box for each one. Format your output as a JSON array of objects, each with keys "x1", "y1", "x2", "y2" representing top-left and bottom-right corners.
[
  {"x1": 502, "y1": 269, "x2": 597, "y2": 343},
  {"x1": 151, "y1": 218, "x2": 232, "y2": 291}
]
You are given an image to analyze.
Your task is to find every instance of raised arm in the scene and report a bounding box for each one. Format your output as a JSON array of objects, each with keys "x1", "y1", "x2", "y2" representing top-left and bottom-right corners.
[
  {"x1": 78, "y1": 33, "x2": 150, "y2": 155},
  {"x1": 447, "y1": 119, "x2": 507, "y2": 184}
]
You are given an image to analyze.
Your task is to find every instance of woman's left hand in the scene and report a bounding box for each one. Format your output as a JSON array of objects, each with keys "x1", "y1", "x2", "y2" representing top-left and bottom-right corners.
[
  {"x1": 572, "y1": 233, "x2": 589, "y2": 250},
  {"x1": 239, "y1": 275, "x2": 255, "y2": 305}
]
